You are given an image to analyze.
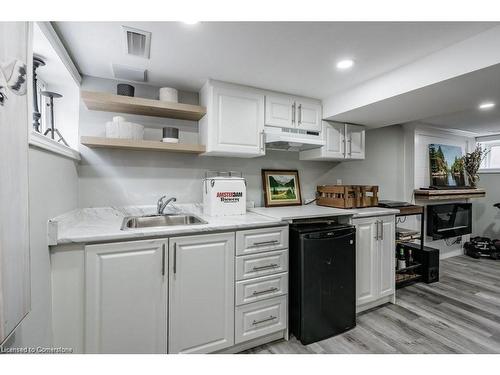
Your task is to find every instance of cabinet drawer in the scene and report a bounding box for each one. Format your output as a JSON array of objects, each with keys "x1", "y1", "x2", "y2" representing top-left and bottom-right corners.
[
  {"x1": 236, "y1": 226, "x2": 288, "y2": 256},
  {"x1": 236, "y1": 272, "x2": 288, "y2": 306},
  {"x1": 235, "y1": 296, "x2": 287, "y2": 344},
  {"x1": 236, "y1": 250, "x2": 288, "y2": 281}
]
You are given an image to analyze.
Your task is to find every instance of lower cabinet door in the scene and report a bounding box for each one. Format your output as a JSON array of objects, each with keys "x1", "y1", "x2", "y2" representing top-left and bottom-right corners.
[
  {"x1": 235, "y1": 295, "x2": 287, "y2": 344},
  {"x1": 168, "y1": 233, "x2": 235, "y2": 353},
  {"x1": 379, "y1": 217, "x2": 396, "y2": 298},
  {"x1": 85, "y1": 240, "x2": 167, "y2": 354},
  {"x1": 353, "y1": 218, "x2": 378, "y2": 306}
]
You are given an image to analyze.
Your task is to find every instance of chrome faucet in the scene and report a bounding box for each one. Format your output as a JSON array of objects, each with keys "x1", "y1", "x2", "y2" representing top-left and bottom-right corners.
[{"x1": 157, "y1": 196, "x2": 177, "y2": 215}]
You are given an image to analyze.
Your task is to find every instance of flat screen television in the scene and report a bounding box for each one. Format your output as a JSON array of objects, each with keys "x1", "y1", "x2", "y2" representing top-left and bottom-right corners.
[
  {"x1": 427, "y1": 203, "x2": 472, "y2": 240},
  {"x1": 428, "y1": 144, "x2": 466, "y2": 188}
]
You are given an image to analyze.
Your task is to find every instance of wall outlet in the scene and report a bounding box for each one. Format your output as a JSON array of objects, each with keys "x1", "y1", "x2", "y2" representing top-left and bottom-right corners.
[{"x1": 336, "y1": 179, "x2": 343, "y2": 185}]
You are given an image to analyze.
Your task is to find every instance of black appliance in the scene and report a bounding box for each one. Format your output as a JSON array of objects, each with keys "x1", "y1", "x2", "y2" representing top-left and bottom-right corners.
[
  {"x1": 464, "y1": 237, "x2": 500, "y2": 260},
  {"x1": 404, "y1": 242, "x2": 440, "y2": 283},
  {"x1": 427, "y1": 203, "x2": 472, "y2": 240},
  {"x1": 289, "y1": 223, "x2": 356, "y2": 345}
]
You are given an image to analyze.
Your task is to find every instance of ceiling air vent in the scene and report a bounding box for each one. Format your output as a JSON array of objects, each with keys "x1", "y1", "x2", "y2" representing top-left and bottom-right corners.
[
  {"x1": 122, "y1": 26, "x2": 151, "y2": 59},
  {"x1": 112, "y1": 63, "x2": 147, "y2": 82}
]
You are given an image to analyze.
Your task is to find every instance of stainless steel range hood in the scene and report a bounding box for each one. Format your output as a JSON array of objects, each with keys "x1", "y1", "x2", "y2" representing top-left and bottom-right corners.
[{"x1": 265, "y1": 126, "x2": 324, "y2": 151}]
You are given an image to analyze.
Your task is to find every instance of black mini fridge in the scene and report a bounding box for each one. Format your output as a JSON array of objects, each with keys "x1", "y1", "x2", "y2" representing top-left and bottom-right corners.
[{"x1": 289, "y1": 223, "x2": 356, "y2": 345}]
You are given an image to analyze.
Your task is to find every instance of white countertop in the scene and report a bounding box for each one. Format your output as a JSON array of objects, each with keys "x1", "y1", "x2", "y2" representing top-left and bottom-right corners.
[
  {"x1": 249, "y1": 205, "x2": 399, "y2": 221},
  {"x1": 48, "y1": 203, "x2": 285, "y2": 246}
]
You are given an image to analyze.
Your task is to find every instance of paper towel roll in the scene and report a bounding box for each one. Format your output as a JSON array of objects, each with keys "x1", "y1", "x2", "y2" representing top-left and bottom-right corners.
[{"x1": 159, "y1": 87, "x2": 178, "y2": 103}]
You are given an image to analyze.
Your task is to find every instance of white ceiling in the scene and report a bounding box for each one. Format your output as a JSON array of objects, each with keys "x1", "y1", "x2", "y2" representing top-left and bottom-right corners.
[{"x1": 55, "y1": 22, "x2": 496, "y2": 99}]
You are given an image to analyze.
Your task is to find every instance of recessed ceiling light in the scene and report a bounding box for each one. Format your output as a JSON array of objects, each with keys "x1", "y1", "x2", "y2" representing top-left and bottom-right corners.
[
  {"x1": 479, "y1": 102, "x2": 495, "y2": 110},
  {"x1": 336, "y1": 59, "x2": 354, "y2": 70},
  {"x1": 182, "y1": 20, "x2": 199, "y2": 25}
]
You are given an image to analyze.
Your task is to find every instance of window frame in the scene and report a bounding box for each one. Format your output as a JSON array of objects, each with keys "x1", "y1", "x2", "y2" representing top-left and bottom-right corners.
[{"x1": 477, "y1": 136, "x2": 500, "y2": 173}]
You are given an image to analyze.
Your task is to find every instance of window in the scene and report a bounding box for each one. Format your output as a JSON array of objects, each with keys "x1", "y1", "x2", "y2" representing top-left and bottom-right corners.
[{"x1": 478, "y1": 138, "x2": 500, "y2": 171}]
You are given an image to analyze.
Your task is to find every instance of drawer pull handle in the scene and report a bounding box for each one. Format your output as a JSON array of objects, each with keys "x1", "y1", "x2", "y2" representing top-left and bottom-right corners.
[
  {"x1": 252, "y1": 287, "x2": 278, "y2": 296},
  {"x1": 252, "y1": 316, "x2": 277, "y2": 326},
  {"x1": 252, "y1": 263, "x2": 279, "y2": 271},
  {"x1": 251, "y1": 240, "x2": 279, "y2": 247}
]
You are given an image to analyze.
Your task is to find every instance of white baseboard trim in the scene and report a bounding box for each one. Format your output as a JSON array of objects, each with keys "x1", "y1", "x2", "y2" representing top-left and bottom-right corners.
[
  {"x1": 440, "y1": 248, "x2": 464, "y2": 259},
  {"x1": 216, "y1": 330, "x2": 286, "y2": 354}
]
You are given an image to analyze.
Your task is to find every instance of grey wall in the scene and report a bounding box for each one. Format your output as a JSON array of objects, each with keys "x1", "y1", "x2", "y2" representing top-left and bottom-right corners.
[
  {"x1": 8, "y1": 148, "x2": 78, "y2": 348},
  {"x1": 323, "y1": 125, "x2": 406, "y2": 201},
  {"x1": 474, "y1": 172, "x2": 500, "y2": 238}
]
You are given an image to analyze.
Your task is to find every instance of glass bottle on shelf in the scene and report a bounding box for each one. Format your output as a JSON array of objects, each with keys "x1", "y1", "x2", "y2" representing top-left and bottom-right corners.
[
  {"x1": 397, "y1": 246, "x2": 406, "y2": 270},
  {"x1": 407, "y1": 249, "x2": 414, "y2": 266}
]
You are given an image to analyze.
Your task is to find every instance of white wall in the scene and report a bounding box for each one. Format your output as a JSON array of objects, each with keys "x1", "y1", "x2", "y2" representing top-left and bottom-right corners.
[
  {"x1": 474, "y1": 172, "x2": 500, "y2": 238},
  {"x1": 7, "y1": 148, "x2": 78, "y2": 349},
  {"x1": 78, "y1": 75, "x2": 344, "y2": 207}
]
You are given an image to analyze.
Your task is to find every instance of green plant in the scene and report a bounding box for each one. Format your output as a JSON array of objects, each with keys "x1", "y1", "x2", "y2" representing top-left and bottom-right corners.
[{"x1": 461, "y1": 145, "x2": 489, "y2": 188}]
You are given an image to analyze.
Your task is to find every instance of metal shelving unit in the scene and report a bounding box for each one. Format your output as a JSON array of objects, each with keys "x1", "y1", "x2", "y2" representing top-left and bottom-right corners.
[{"x1": 394, "y1": 205, "x2": 425, "y2": 289}]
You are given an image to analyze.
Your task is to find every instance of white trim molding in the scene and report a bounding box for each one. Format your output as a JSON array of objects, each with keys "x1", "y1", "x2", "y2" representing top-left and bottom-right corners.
[
  {"x1": 29, "y1": 131, "x2": 80, "y2": 161},
  {"x1": 478, "y1": 168, "x2": 500, "y2": 174},
  {"x1": 35, "y1": 22, "x2": 82, "y2": 86}
]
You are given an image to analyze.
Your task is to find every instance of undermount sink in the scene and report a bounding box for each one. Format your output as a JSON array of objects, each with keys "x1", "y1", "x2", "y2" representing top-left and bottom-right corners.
[{"x1": 121, "y1": 213, "x2": 207, "y2": 230}]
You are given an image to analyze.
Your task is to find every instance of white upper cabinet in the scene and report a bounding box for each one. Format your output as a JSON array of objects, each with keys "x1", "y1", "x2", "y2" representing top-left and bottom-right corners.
[
  {"x1": 300, "y1": 122, "x2": 365, "y2": 161},
  {"x1": 168, "y1": 233, "x2": 235, "y2": 354},
  {"x1": 346, "y1": 124, "x2": 366, "y2": 159},
  {"x1": 199, "y1": 80, "x2": 265, "y2": 158},
  {"x1": 265, "y1": 94, "x2": 295, "y2": 129},
  {"x1": 265, "y1": 94, "x2": 322, "y2": 132},
  {"x1": 296, "y1": 98, "x2": 322, "y2": 132},
  {"x1": 85, "y1": 240, "x2": 167, "y2": 354}
]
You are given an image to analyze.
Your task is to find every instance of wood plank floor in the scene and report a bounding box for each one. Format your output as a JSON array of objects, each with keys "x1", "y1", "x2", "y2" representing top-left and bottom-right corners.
[{"x1": 243, "y1": 255, "x2": 500, "y2": 354}]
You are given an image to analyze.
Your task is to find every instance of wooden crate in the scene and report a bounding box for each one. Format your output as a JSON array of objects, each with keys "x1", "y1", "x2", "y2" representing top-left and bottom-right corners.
[{"x1": 317, "y1": 185, "x2": 379, "y2": 209}]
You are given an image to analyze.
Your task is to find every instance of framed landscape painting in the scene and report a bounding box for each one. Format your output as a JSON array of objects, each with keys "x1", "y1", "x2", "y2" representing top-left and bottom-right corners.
[
  {"x1": 262, "y1": 169, "x2": 302, "y2": 207},
  {"x1": 428, "y1": 144, "x2": 466, "y2": 187}
]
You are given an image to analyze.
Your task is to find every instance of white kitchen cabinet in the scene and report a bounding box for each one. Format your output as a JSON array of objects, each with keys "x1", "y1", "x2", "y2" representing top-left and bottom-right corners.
[
  {"x1": 199, "y1": 80, "x2": 265, "y2": 158},
  {"x1": 265, "y1": 94, "x2": 322, "y2": 132},
  {"x1": 296, "y1": 98, "x2": 322, "y2": 132},
  {"x1": 85, "y1": 240, "x2": 167, "y2": 354},
  {"x1": 265, "y1": 94, "x2": 295, "y2": 129},
  {"x1": 235, "y1": 295, "x2": 287, "y2": 344},
  {"x1": 354, "y1": 219, "x2": 378, "y2": 305},
  {"x1": 379, "y1": 218, "x2": 396, "y2": 298},
  {"x1": 346, "y1": 124, "x2": 366, "y2": 159},
  {"x1": 353, "y1": 215, "x2": 395, "y2": 312},
  {"x1": 300, "y1": 122, "x2": 365, "y2": 161},
  {"x1": 168, "y1": 232, "x2": 235, "y2": 353}
]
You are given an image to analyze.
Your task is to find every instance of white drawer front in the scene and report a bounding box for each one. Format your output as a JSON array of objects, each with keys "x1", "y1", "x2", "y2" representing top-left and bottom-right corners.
[
  {"x1": 236, "y1": 226, "x2": 288, "y2": 256},
  {"x1": 235, "y1": 296, "x2": 287, "y2": 344},
  {"x1": 236, "y1": 250, "x2": 288, "y2": 281},
  {"x1": 236, "y1": 272, "x2": 288, "y2": 306}
]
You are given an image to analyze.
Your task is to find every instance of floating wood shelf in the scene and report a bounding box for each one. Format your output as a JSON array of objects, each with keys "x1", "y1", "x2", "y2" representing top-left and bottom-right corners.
[
  {"x1": 81, "y1": 136, "x2": 206, "y2": 154},
  {"x1": 81, "y1": 90, "x2": 206, "y2": 121},
  {"x1": 414, "y1": 188, "x2": 486, "y2": 201}
]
